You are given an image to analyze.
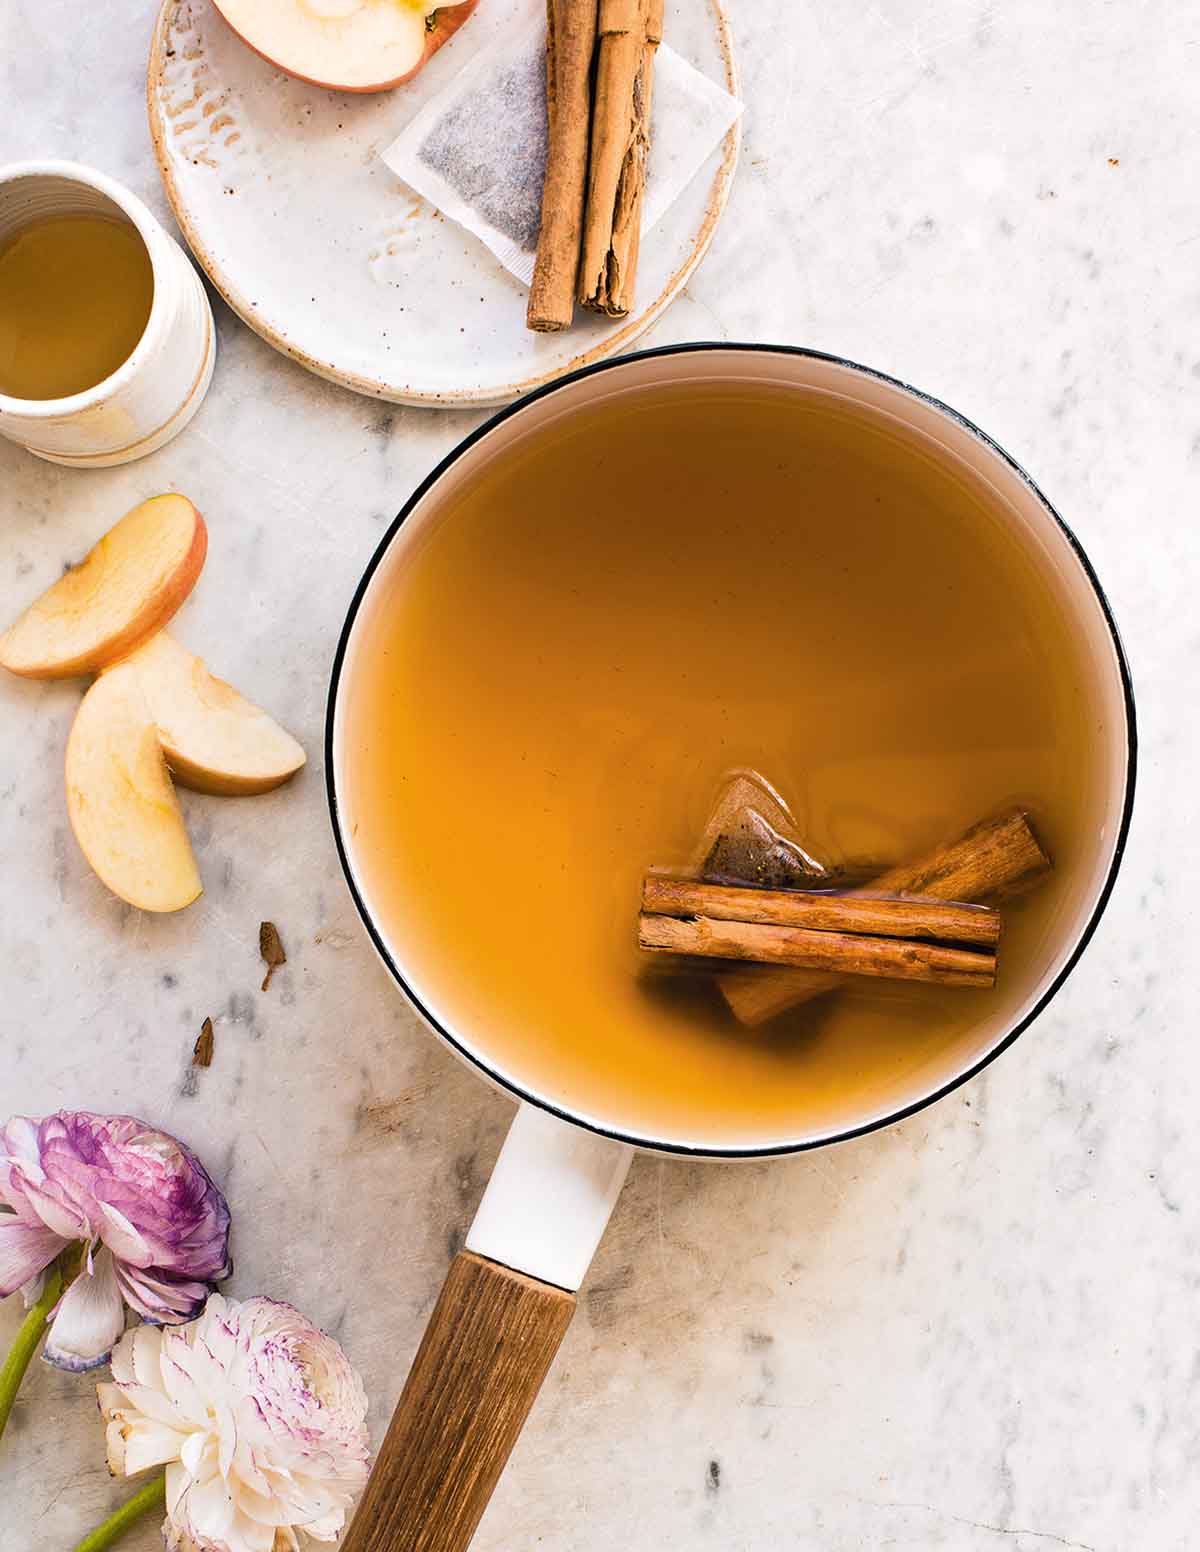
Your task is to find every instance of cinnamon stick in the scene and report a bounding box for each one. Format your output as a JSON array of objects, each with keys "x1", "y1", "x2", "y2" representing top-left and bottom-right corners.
[
  {"x1": 577, "y1": 0, "x2": 663, "y2": 317},
  {"x1": 527, "y1": 0, "x2": 600, "y2": 332},
  {"x1": 642, "y1": 876, "x2": 1002, "y2": 948},
  {"x1": 639, "y1": 914, "x2": 997, "y2": 987},
  {"x1": 719, "y1": 810, "x2": 1051, "y2": 1026}
]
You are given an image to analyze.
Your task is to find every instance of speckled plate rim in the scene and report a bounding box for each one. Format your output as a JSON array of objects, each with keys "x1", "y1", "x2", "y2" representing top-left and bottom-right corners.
[
  {"x1": 146, "y1": 0, "x2": 742, "y2": 407},
  {"x1": 325, "y1": 342, "x2": 1139, "y2": 1160}
]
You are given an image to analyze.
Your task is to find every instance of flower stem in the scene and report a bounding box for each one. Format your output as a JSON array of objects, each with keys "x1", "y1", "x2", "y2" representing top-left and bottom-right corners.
[
  {"x1": 0, "y1": 1259, "x2": 64, "y2": 1445},
  {"x1": 72, "y1": 1475, "x2": 166, "y2": 1552}
]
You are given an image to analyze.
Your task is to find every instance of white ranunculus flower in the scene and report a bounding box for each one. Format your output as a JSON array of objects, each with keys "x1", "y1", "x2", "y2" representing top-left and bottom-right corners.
[{"x1": 98, "y1": 1293, "x2": 369, "y2": 1552}]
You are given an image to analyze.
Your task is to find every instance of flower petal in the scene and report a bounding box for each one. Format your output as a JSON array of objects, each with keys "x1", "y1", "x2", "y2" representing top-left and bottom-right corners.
[
  {"x1": 302, "y1": 1507, "x2": 348, "y2": 1542},
  {"x1": 109, "y1": 1324, "x2": 147, "y2": 1386},
  {"x1": 0, "y1": 1216, "x2": 65, "y2": 1296},
  {"x1": 105, "y1": 1378, "x2": 187, "y2": 1429},
  {"x1": 231, "y1": 1437, "x2": 274, "y2": 1500},
  {"x1": 98, "y1": 1201, "x2": 152, "y2": 1266},
  {"x1": 225, "y1": 1506, "x2": 275, "y2": 1552},
  {"x1": 180, "y1": 1428, "x2": 214, "y2": 1480},
  {"x1": 11, "y1": 1174, "x2": 88, "y2": 1241},
  {"x1": 159, "y1": 1348, "x2": 209, "y2": 1428},
  {"x1": 120, "y1": 1418, "x2": 188, "y2": 1476},
  {"x1": 116, "y1": 1260, "x2": 209, "y2": 1322},
  {"x1": 214, "y1": 1396, "x2": 239, "y2": 1481},
  {"x1": 104, "y1": 1416, "x2": 130, "y2": 1476},
  {"x1": 0, "y1": 1116, "x2": 46, "y2": 1198},
  {"x1": 127, "y1": 1321, "x2": 166, "y2": 1387},
  {"x1": 165, "y1": 1461, "x2": 190, "y2": 1522},
  {"x1": 42, "y1": 1245, "x2": 125, "y2": 1370},
  {"x1": 181, "y1": 1470, "x2": 237, "y2": 1542},
  {"x1": 97, "y1": 1379, "x2": 125, "y2": 1418},
  {"x1": 231, "y1": 1484, "x2": 292, "y2": 1527}
]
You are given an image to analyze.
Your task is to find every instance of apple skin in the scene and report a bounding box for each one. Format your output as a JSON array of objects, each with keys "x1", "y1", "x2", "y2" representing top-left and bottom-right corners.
[
  {"x1": 0, "y1": 495, "x2": 207, "y2": 681},
  {"x1": 213, "y1": 0, "x2": 480, "y2": 94},
  {"x1": 383, "y1": 0, "x2": 480, "y2": 89}
]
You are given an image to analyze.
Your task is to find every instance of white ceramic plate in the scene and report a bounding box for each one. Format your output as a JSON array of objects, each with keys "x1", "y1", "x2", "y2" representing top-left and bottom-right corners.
[{"x1": 147, "y1": 0, "x2": 740, "y2": 407}]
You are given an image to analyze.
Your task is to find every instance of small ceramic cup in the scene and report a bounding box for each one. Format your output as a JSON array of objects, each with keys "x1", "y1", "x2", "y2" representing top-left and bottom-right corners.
[{"x1": 0, "y1": 160, "x2": 215, "y2": 467}]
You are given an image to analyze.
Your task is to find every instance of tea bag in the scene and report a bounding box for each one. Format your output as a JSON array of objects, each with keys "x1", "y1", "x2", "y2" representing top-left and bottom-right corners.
[
  {"x1": 380, "y1": 0, "x2": 743, "y2": 287},
  {"x1": 693, "y1": 771, "x2": 831, "y2": 890}
]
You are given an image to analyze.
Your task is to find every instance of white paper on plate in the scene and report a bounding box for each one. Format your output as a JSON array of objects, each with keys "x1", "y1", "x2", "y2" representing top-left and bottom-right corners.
[{"x1": 380, "y1": 0, "x2": 743, "y2": 287}]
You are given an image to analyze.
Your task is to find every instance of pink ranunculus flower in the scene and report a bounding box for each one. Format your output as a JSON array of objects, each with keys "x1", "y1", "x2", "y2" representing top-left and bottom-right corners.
[
  {"x1": 99, "y1": 1294, "x2": 370, "y2": 1551},
  {"x1": 0, "y1": 1112, "x2": 232, "y2": 1371}
]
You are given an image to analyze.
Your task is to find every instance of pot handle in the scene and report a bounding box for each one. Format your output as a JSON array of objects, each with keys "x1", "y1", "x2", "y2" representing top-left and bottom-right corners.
[{"x1": 342, "y1": 1104, "x2": 633, "y2": 1552}]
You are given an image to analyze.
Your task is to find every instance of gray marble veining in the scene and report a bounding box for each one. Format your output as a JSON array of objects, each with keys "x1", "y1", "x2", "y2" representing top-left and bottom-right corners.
[{"x1": 2, "y1": 0, "x2": 1197, "y2": 1548}]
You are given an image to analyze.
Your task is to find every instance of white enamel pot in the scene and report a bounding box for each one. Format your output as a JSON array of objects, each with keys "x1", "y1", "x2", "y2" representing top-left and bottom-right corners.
[{"x1": 326, "y1": 345, "x2": 1136, "y2": 1552}]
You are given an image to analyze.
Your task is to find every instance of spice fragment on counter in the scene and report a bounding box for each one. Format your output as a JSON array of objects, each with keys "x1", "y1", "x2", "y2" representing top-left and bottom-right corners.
[
  {"x1": 193, "y1": 1017, "x2": 215, "y2": 1067},
  {"x1": 260, "y1": 921, "x2": 286, "y2": 991}
]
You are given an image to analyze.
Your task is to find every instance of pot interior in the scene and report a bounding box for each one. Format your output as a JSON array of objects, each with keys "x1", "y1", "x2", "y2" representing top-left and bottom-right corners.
[{"x1": 330, "y1": 348, "x2": 1132, "y2": 1155}]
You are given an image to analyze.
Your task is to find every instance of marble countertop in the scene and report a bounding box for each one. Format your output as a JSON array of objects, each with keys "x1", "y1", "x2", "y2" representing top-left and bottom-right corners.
[{"x1": 1, "y1": 1, "x2": 1195, "y2": 1548}]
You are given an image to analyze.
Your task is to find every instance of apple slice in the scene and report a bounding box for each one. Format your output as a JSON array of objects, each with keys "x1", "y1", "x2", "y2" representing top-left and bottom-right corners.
[
  {"x1": 210, "y1": 0, "x2": 478, "y2": 93},
  {"x1": 66, "y1": 663, "x2": 202, "y2": 913},
  {"x1": 123, "y1": 632, "x2": 306, "y2": 796},
  {"x1": 0, "y1": 494, "x2": 207, "y2": 680}
]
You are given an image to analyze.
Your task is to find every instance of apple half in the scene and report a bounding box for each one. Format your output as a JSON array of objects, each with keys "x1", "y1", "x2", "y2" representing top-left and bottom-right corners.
[
  {"x1": 124, "y1": 632, "x2": 306, "y2": 796},
  {"x1": 210, "y1": 0, "x2": 480, "y2": 93},
  {"x1": 0, "y1": 494, "x2": 206, "y2": 680},
  {"x1": 66, "y1": 663, "x2": 203, "y2": 914}
]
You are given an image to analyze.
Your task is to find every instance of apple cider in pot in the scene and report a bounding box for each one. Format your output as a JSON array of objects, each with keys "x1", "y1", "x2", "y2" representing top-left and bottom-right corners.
[{"x1": 340, "y1": 382, "x2": 1112, "y2": 1148}]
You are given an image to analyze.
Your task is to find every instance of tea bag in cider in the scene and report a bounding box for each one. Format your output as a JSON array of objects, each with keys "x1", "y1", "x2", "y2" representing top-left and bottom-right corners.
[{"x1": 694, "y1": 771, "x2": 830, "y2": 890}]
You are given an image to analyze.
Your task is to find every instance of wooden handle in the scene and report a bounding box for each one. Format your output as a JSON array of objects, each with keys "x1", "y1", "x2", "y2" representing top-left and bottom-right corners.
[{"x1": 342, "y1": 1251, "x2": 576, "y2": 1552}]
